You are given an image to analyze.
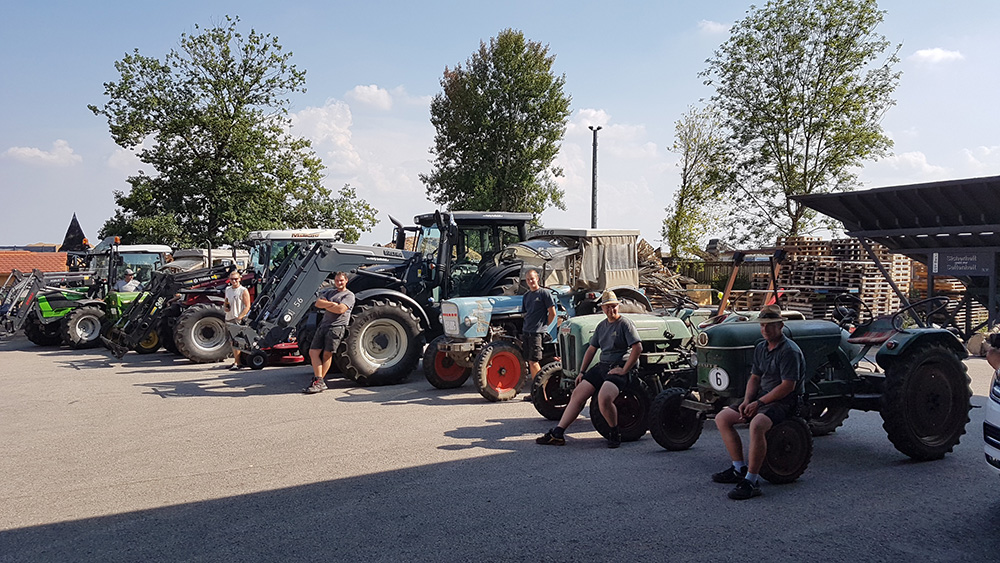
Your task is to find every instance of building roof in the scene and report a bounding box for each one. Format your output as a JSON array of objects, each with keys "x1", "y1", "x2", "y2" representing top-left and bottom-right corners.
[{"x1": 0, "y1": 251, "x2": 68, "y2": 275}]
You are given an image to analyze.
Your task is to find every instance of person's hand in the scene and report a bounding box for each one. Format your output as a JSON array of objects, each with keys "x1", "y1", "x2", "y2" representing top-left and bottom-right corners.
[
  {"x1": 737, "y1": 400, "x2": 752, "y2": 419},
  {"x1": 742, "y1": 400, "x2": 760, "y2": 419},
  {"x1": 608, "y1": 366, "x2": 625, "y2": 376},
  {"x1": 574, "y1": 373, "x2": 583, "y2": 386}
]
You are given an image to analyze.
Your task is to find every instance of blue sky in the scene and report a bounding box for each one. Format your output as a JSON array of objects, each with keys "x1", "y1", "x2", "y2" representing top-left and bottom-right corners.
[{"x1": 2, "y1": 0, "x2": 998, "y2": 248}]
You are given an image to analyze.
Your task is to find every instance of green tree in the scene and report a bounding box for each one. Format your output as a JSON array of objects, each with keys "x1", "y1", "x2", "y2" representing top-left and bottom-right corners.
[
  {"x1": 662, "y1": 105, "x2": 730, "y2": 259},
  {"x1": 702, "y1": 0, "x2": 900, "y2": 244},
  {"x1": 421, "y1": 29, "x2": 572, "y2": 217},
  {"x1": 90, "y1": 16, "x2": 376, "y2": 246}
]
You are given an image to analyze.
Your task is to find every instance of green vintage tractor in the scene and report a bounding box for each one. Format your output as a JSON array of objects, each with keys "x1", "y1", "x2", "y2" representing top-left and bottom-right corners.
[
  {"x1": 648, "y1": 295, "x2": 972, "y2": 484},
  {"x1": 530, "y1": 312, "x2": 697, "y2": 442}
]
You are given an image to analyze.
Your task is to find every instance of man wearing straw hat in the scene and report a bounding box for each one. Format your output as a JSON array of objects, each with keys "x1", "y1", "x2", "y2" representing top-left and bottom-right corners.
[
  {"x1": 535, "y1": 289, "x2": 642, "y2": 449},
  {"x1": 711, "y1": 304, "x2": 805, "y2": 500}
]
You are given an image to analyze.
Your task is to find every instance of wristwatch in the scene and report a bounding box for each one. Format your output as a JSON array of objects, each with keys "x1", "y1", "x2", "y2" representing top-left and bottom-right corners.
[{"x1": 756, "y1": 399, "x2": 766, "y2": 408}]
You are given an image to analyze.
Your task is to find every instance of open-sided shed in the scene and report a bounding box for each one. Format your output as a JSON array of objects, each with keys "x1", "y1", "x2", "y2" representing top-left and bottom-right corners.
[{"x1": 794, "y1": 174, "x2": 1000, "y2": 338}]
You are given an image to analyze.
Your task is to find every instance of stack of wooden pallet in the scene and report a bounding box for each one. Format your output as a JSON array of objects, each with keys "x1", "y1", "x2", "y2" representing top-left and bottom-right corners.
[
  {"x1": 910, "y1": 261, "x2": 987, "y2": 327},
  {"x1": 770, "y1": 236, "x2": 912, "y2": 319}
]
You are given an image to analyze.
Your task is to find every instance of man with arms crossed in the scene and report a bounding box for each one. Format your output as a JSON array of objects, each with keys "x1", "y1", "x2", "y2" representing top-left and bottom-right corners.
[
  {"x1": 712, "y1": 304, "x2": 805, "y2": 499},
  {"x1": 305, "y1": 272, "x2": 354, "y2": 395}
]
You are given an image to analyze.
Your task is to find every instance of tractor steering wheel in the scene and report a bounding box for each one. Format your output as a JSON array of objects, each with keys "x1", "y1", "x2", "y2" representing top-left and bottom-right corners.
[
  {"x1": 832, "y1": 293, "x2": 873, "y2": 329},
  {"x1": 890, "y1": 296, "x2": 951, "y2": 331}
]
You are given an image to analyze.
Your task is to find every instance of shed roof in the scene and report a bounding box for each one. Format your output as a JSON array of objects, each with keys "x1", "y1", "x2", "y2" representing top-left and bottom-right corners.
[
  {"x1": 793, "y1": 174, "x2": 1000, "y2": 259},
  {"x1": 0, "y1": 251, "x2": 68, "y2": 275}
]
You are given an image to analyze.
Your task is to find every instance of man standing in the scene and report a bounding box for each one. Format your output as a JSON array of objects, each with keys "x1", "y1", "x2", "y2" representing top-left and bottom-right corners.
[
  {"x1": 224, "y1": 270, "x2": 252, "y2": 370},
  {"x1": 536, "y1": 290, "x2": 642, "y2": 448},
  {"x1": 114, "y1": 269, "x2": 141, "y2": 292},
  {"x1": 712, "y1": 304, "x2": 805, "y2": 500},
  {"x1": 522, "y1": 269, "x2": 557, "y2": 381},
  {"x1": 305, "y1": 272, "x2": 354, "y2": 394}
]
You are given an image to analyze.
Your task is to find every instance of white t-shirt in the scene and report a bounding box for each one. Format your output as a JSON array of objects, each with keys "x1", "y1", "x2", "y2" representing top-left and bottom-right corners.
[
  {"x1": 114, "y1": 278, "x2": 141, "y2": 292},
  {"x1": 225, "y1": 285, "x2": 249, "y2": 321}
]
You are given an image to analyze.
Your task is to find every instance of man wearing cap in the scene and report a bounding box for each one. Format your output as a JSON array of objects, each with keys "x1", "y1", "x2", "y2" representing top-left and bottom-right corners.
[
  {"x1": 712, "y1": 304, "x2": 805, "y2": 500},
  {"x1": 114, "y1": 269, "x2": 141, "y2": 292},
  {"x1": 536, "y1": 289, "x2": 642, "y2": 448}
]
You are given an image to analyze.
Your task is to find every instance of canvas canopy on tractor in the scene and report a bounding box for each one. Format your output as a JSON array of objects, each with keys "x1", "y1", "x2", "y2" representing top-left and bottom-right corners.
[{"x1": 505, "y1": 228, "x2": 641, "y2": 291}]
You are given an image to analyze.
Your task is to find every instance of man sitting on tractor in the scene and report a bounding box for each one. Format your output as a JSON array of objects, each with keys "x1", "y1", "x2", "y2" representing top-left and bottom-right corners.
[
  {"x1": 536, "y1": 290, "x2": 641, "y2": 449},
  {"x1": 712, "y1": 304, "x2": 805, "y2": 500}
]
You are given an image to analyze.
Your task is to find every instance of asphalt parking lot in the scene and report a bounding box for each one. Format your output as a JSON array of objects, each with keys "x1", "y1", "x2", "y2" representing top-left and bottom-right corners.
[{"x1": 1, "y1": 333, "x2": 999, "y2": 563}]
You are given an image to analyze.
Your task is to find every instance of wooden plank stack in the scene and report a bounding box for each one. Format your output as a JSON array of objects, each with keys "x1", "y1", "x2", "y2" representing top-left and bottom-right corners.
[{"x1": 770, "y1": 236, "x2": 912, "y2": 319}]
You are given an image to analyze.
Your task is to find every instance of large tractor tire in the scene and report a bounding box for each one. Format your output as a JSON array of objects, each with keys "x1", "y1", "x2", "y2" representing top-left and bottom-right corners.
[
  {"x1": 473, "y1": 341, "x2": 525, "y2": 401},
  {"x1": 649, "y1": 387, "x2": 704, "y2": 451},
  {"x1": 24, "y1": 314, "x2": 62, "y2": 346},
  {"x1": 159, "y1": 305, "x2": 181, "y2": 354},
  {"x1": 590, "y1": 380, "x2": 650, "y2": 443},
  {"x1": 336, "y1": 299, "x2": 422, "y2": 386},
  {"x1": 61, "y1": 306, "x2": 106, "y2": 349},
  {"x1": 806, "y1": 401, "x2": 851, "y2": 437},
  {"x1": 133, "y1": 329, "x2": 162, "y2": 355},
  {"x1": 174, "y1": 304, "x2": 230, "y2": 364},
  {"x1": 424, "y1": 335, "x2": 471, "y2": 389},
  {"x1": 531, "y1": 361, "x2": 572, "y2": 421},
  {"x1": 760, "y1": 417, "x2": 813, "y2": 484},
  {"x1": 880, "y1": 343, "x2": 972, "y2": 461},
  {"x1": 295, "y1": 314, "x2": 318, "y2": 367}
]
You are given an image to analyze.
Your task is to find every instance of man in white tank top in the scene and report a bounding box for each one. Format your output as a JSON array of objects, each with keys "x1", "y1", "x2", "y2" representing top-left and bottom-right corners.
[{"x1": 224, "y1": 271, "x2": 252, "y2": 369}]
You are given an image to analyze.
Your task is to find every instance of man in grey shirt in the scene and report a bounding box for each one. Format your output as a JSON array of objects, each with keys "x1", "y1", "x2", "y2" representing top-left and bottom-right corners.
[
  {"x1": 305, "y1": 272, "x2": 355, "y2": 394},
  {"x1": 536, "y1": 290, "x2": 642, "y2": 448}
]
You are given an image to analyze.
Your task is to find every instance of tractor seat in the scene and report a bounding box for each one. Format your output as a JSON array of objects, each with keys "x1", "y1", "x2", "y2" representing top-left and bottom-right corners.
[{"x1": 846, "y1": 316, "x2": 897, "y2": 345}]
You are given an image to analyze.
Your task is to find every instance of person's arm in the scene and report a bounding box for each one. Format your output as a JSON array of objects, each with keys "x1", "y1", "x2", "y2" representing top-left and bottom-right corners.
[
  {"x1": 609, "y1": 342, "x2": 642, "y2": 375},
  {"x1": 739, "y1": 374, "x2": 762, "y2": 418},
  {"x1": 546, "y1": 305, "x2": 556, "y2": 326},
  {"x1": 237, "y1": 288, "x2": 251, "y2": 320},
  {"x1": 576, "y1": 345, "x2": 599, "y2": 385}
]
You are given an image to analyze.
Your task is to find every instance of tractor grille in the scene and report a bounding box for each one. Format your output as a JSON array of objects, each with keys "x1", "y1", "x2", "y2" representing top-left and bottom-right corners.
[{"x1": 559, "y1": 331, "x2": 578, "y2": 373}]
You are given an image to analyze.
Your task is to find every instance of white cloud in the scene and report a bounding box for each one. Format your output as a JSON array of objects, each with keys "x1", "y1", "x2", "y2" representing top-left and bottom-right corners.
[
  {"x1": 961, "y1": 145, "x2": 1000, "y2": 174},
  {"x1": 3, "y1": 139, "x2": 82, "y2": 166},
  {"x1": 346, "y1": 84, "x2": 393, "y2": 110},
  {"x1": 290, "y1": 99, "x2": 362, "y2": 174},
  {"x1": 698, "y1": 20, "x2": 728, "y2": 34},
  {"x1": 909, "y1": 48, "x2": 964, "y2": 64},
  {"x1": 884, "y1": 151, "x2": 948, "y2": 175}
]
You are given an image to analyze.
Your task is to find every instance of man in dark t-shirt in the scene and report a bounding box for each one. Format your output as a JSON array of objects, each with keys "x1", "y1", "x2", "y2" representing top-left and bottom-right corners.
[
  {"x1": 305, "y1": 272, "x2": 355, "y2": 394},
  {"x1": 521, "y1": 269, "x2": 557, "y2": 380},
  {"x1": 536, "y1": 290, "x2": 642, "y2": 449},
  {"x1": 711, "y1": 304, "x2": 805, "y2": 500}
]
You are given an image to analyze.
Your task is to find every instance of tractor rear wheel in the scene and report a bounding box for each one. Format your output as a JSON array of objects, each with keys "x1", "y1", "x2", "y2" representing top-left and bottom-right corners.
[
  {"x1": 881, "y1": 343, "x2": 971, "y2": 460},
  {"x1": 649, "y1": 387, "x2": 704, "y2": 451},
  {"x1": 473, "y1": 341, "x2": 525, "y2": 401},
  {"x1": 531, "y1": 361, "x2": 572, "y2": 421},
  {"x1": 590, "y1": 380, "x2": 650, "y2": 442},
  {"x1": 760, "y1": 417, "x2": 813, "y2": 484},
  {"x1": 337, "y1": 299, "x2": 422, "y2": 386},
  {"x1": 174, "y1": 304, "x2": 230, "y2": 363},
  {"x1": 62, "y1": 306, "x2": 106, "y2": 349},
  {"x1": 424, "y1": 335, "x2": 471, "y2": 389}
]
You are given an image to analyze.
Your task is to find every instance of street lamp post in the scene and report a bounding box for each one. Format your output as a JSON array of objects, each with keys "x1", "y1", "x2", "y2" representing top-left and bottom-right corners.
[{"x1": 588, "y1": 125, "x2": 601, "y2": 229}]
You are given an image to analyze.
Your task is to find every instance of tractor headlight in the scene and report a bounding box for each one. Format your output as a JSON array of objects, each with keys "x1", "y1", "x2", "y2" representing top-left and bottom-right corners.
[
  {"x1": 696, "y1": 332, "x2": 709, "y2": 347},
  {"x1": 464, "y1": 315, "x2": 477, "y2": 327}
]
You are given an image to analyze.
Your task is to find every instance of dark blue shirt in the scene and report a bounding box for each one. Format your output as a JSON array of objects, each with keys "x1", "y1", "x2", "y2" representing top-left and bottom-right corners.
[
  {"x1": 318, "y1": 288, "x2": 355, "y2": 327},
  {"x1": 522, "y1": 288, "x2": 556, "y2": 333}
]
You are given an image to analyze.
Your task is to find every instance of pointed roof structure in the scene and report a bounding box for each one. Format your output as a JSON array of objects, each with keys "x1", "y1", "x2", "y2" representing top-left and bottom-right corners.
[{"x1": 58, "y1": 214, "x2": 90, "y2": 252}]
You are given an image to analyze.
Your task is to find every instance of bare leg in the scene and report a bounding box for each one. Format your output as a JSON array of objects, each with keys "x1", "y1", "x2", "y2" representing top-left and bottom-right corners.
[
  {"x1": 320, "y1": 351, "x2": 334, "y2": 379},
  {"x1": 310, "y1": 348, "x2": 324, "y2": 380},
  {"x1": 716, "y1": 407, "x2": 745, "y2": 463},
  {"x1": 747, "y1": 414, "x2": 773, "y2": 475},
  {"x1": 528, "y1": 360, "x2": 541, "y2": 378},
  {"x1": 556, "y1": 380, "x2": 596, "y2": 430},
  {"x1": 597, "y1": 381, "x2": 620, "y2": 427}
]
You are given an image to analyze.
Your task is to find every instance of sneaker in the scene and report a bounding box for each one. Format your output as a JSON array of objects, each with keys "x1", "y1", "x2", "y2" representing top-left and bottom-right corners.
[
  {"x1": 304, "y1": 378, "x2": 327, "y2": 394},
  {"x1": 535, "y1": 430, "x2": 566, "y2": 446},
  {"x1": 607, "y1": 428, "x2": 621, "y2": 449},
  {"x1": 228, "y1": 363, "x2": 243, "y2": 371},
  {"x1": 728, "y1": 478, "x2": 762, "y2": 500},
  {"x1": 712, "y1": 465, "x2": 748, "y2": 484}
]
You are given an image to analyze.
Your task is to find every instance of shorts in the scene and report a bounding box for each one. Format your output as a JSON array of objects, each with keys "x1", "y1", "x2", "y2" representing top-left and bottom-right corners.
[
  {"x1": 311, "y1": 324, "x2": 347, "y2": 353},
  {"x1": 727, "y1": 397, "x2": 796, "y2": 425},
  {"x1": 522, "y1": 332, "x2": 545, "y2": 362},
  {"x1": 581, "y1": 362, "x2": 627, "y2": 393}
]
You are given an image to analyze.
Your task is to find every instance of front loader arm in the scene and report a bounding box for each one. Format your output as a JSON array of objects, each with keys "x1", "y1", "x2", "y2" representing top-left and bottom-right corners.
[
  {"x1": 103, "y1": 264, "x2": 236, "y2": 358},
  {"x1": 230, "y1": 241, "x2": 412, "y2": 353}
]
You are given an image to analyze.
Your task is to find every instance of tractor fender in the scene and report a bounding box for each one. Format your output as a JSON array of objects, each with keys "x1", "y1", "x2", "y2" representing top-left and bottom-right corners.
[
  {"x1": 71, "y1": 298, "x2": 107, "y2": 311},
  {"x1": 875, "y1": 328, "x2": 968, "y2": 369},
  {"x1": 576, "y1": 285, "x2": 652, "y2": 313},
  {"x1": 352, "y1": 288, "x2": 431, "y2": 329}
]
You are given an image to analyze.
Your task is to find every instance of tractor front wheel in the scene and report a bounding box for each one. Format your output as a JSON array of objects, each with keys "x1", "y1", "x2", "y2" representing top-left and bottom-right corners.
[
  {"x1": 424, "y1": 335, "x2": 471, "y2": 389},
  {"x1": 473, "y1": 341, "x2": 525, "y2": 401}
]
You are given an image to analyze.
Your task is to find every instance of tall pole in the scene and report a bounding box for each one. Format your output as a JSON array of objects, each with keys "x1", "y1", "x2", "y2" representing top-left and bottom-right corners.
[{"x1": 588, "y1": 125, "x2": 601, "y2": 229}]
